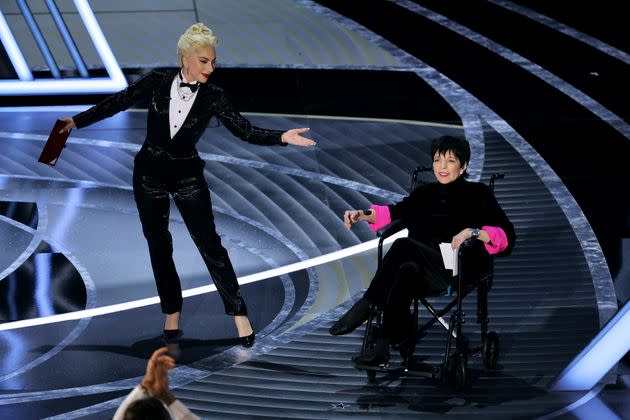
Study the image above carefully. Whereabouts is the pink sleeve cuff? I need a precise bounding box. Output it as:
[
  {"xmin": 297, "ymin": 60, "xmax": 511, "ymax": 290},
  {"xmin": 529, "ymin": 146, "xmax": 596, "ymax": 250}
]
[
  {"xmin": 369, "ymin": 204, "xmax": 392, "ymax": 232},
  {"xmin": 483, "ymin": 225, "xmax": 508, "ymax": 254}
]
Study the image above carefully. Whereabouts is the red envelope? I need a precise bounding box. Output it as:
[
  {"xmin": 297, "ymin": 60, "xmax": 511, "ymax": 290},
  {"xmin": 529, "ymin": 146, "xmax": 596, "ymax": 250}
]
[{"xmin": 38, "ymin": 120, "xmax": 71, "ymax": 166}]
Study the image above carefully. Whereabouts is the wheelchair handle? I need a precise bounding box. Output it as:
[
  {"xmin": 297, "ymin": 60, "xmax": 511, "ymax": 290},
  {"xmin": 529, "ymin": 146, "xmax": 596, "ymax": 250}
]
[
  {"xmin": 412, "ymin": 165, "xmax": 432, "ymax": 176},
  {"xmin": 488, "ymin": 172, "xmax": 505, "ymax": 193}
]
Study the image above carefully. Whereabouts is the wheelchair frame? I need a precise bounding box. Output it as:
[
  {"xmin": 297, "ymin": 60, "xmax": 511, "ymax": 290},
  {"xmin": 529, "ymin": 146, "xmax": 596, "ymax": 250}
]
[{"xmin": 352, "ymin": 171, "xmax": 504, "ymax": 390}]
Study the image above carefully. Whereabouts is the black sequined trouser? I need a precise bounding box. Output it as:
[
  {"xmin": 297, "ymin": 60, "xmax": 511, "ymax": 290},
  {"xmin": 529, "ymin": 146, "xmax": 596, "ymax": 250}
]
[{"xmin": 133, "ymin": 171, "xmax": 247, "ymax": 316}]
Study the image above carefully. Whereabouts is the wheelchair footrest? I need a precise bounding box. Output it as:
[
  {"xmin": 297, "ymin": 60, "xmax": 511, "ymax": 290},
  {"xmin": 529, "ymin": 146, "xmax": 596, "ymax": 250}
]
[
  {"xmin": 404, "ymin": 364, "xmax": 441, "ymax": 380},
  {"xmin": 352, "ymin": 360, "xmax": 391, "ymax": 373}
]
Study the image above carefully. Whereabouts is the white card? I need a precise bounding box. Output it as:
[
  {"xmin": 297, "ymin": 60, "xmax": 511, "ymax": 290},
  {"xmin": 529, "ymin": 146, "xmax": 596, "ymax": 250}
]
[{"xmin": 439, "ymin": 243, "xmax": 459, "ymax": 276}]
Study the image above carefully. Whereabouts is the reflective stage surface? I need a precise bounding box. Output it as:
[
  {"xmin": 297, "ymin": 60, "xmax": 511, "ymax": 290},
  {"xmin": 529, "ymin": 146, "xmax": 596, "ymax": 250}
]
[
  {"xmin": 1, "ymin": 0, "xmax": 629, "ymax": 418},
  {"xmin": 0, "ymin": 106, "xmax": 622, "ymax": 418}
]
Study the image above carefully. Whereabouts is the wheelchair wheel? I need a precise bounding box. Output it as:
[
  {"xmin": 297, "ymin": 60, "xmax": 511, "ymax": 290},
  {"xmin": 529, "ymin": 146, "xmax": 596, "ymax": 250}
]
[
  {"xmin": 449, "ymin": 353, "xmax": 467, "ymax": 391},
  {"xmin": 483, "ymin": 331, "xmax": 499, "ymax": 369}
]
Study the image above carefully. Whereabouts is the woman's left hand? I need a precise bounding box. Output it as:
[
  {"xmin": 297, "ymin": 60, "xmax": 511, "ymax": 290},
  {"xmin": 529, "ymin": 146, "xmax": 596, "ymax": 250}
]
[
  {"xmin": 281, "ymin": 128, "xmax": 316, "ymax": 147},
  {"xmin": 451, "ymin": 228, "xmax": 473, "ymax": 250}
]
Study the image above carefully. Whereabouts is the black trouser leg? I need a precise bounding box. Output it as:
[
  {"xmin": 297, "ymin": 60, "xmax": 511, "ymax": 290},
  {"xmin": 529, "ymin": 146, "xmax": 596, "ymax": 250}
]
[
  {"xmin": 172, "ymin": 176, "xmax": 247, "ymax": 316},
  {"xmin": 365, "ymin": 238, "xmax": 449, "ymax": 303},
  {"xmin": 382, "ymin": 262, "xmax": 417, "ymax": 343},
  {"xmin": 133, "ymin": 174, "xmax": 183, "ymax": 314},
  {"xmin": 364, "ymin": 237, "xmax": 450, "ymax": 341}
]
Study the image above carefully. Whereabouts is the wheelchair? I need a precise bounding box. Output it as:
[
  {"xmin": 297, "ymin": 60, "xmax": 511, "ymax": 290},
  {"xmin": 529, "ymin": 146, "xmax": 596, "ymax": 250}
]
[{"xmin": 352, "ymin": 168, "xmax": 505, "ymax": 390}]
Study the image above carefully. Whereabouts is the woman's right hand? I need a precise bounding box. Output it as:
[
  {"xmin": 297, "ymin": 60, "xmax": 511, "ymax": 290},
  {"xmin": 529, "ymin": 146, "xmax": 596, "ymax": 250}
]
[
  {"xmin": 343, "ymin": 209, "xmax": 371, "ymax": 230},
  {"xmin": 59, "ymin": 117, "xmax": 76, "ymax": 134}
]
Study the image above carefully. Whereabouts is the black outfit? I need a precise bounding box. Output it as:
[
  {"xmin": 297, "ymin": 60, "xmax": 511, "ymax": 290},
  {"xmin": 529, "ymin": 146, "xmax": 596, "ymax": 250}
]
[
  {"xmin": 73, "ymin": 70, "xmax": 286, "ymax": 315},
  {"xmin": 364, "ymin": 177, "xmax": 516, "ymax": 342}
]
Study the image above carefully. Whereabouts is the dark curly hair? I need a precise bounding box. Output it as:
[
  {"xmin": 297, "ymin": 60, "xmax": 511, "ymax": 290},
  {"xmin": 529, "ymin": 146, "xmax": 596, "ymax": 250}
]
[{"xmin": 431, "ymin": 135, "xmax": 470, "ymax": 175}]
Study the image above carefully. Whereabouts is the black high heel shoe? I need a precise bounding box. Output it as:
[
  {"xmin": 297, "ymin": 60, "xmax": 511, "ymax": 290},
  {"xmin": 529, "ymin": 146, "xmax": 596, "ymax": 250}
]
[{"xmin": 240, "ymin": 331, "xmax": 255, "ymax": 348}]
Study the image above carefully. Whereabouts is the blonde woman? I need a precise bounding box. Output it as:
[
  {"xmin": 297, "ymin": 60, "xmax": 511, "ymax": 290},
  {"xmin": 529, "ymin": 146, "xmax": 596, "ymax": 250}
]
[{"xmin": 60, "ymin": 23, "xmax": 315, "ymax": 348}]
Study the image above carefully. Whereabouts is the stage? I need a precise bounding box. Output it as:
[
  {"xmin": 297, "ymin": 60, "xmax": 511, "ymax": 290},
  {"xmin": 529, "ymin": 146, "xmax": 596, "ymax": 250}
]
[{"xmin": 1, "ymin": 1, "xmax": 629, "ymax": 418}]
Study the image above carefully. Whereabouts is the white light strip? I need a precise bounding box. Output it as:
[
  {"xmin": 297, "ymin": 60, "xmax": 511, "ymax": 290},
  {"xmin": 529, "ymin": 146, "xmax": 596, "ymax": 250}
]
[
  {"xmin": 0, "ymin": 10, "xmax": 32, "ymax": 80},
  {"xmin": 0, "ymin": 78, "xmax": 126, "ymax": 94},
  {"xmin": 537, "ymin": 384, "xmax": 605, "ymax": 420},
  {"xmin": 0, "ymin": 230, "xmax": 407, "ymax": 332},
  {"xmin": 0, "ymin": 105, "xmax": 91, "ymax": 112},
  {"xmin": 0, "ymin": 1, "xmax": 126, "ymax": 95},
  {"xmin": 552, "ymin": 299, "xmax": 630, "ymax": 390},
  {"xmin": 73, "ymin": 0, "xmax": 125, "ymax": 86}
]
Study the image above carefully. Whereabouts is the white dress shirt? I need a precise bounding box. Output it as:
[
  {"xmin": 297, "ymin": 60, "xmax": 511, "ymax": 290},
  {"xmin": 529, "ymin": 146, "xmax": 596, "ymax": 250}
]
[{"xmin": 169, "ymin": 76, "xmax": 199, "ymax": 139}]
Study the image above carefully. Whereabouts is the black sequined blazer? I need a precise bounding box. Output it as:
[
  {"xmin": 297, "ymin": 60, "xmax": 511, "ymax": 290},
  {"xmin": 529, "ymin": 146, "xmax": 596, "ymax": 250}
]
[{"xmin": 72, "ymin": 70, "xmax": 286, "ymax": 177}]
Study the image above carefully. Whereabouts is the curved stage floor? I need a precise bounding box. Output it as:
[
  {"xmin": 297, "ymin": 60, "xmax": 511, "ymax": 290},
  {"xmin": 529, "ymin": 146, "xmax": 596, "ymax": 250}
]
[{"xmin": 0, "ymin": 108, "xmax": 612, "ymax": 418}]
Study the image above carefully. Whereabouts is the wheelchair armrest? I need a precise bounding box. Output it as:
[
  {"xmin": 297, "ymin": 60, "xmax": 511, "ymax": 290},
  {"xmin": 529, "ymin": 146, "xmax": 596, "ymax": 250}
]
[
  {"xmin": 457, "ymin": 238, "xmax": 477, "ymax": 256},
  {"xmin": 455, "ymin": 238, "xmax": 478, "ymax": 273},
  {"xmin": 377, "ymin": 219, "xmax": 405, "ymax": 239},
  {"xmin": 455, "ymin": 238, "xmax": 494, "ymax": 291}
]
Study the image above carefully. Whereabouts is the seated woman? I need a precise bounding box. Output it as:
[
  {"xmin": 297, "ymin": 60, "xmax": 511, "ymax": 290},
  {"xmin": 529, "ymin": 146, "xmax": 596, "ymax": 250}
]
[{"xmin": 329, "ymin": 135, "xmax": 516, "ymax": 366}]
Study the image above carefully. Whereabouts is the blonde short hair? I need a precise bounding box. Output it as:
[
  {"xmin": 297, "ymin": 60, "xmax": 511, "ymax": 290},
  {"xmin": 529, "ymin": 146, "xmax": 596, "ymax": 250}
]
[{"xmin": 177, "ymin": 23, "xmax": 219, "ymax": 59}]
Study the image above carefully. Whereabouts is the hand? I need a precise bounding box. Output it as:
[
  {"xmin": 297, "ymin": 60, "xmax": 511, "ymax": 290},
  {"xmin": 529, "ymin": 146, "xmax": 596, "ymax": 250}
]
[
  {"xmin": 451, "ymin": 228, "xmax": 472, "ymax": 250},
  {"xmin": 59, "ymin": 117, "xmax": 76, "ymax": 134},
  {"xmin": 140, "ymin": 347, "xmax": 176, "ymax": 405},
  {"xmin": 343, "ymin": 209, "xmax": 373, "ymax": 230},
  {"xmin": 281, "ymin": 128, "xmax": 316, "ymax": 147}
]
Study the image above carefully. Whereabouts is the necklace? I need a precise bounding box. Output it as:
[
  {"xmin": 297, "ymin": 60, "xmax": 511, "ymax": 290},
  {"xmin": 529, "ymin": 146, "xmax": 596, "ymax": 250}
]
[
  {"xmin": 176, "ymin": 71, "xmax": 198, "ymax": 101},
  {"xmin": 176, "ymin": 82, "xmax": 196, "ymax": 101}
]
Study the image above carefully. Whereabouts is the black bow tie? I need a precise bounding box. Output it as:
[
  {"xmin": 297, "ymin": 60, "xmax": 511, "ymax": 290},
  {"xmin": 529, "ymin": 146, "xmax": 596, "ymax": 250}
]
[{"xmin": 179, "ymin": 81, "xmax": 199, "ymax": 92}]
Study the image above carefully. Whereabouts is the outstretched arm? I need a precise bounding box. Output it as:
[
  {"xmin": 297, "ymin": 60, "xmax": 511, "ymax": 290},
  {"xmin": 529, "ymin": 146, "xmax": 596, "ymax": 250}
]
[
  {"xmin": 215, "ymin": 88, "xmax": 315, "ymax": 147},
  {"xmin": 67, "ymin": 71, "xmax": 162, "ymax": 130}
]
